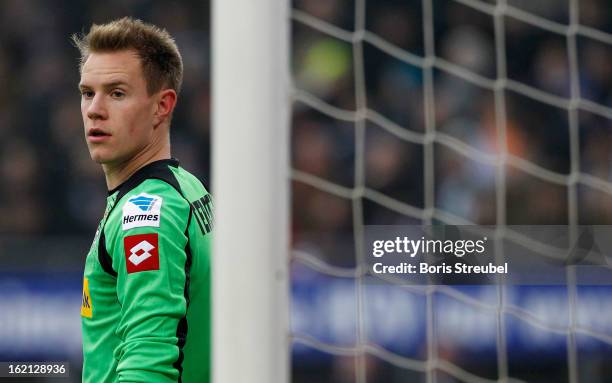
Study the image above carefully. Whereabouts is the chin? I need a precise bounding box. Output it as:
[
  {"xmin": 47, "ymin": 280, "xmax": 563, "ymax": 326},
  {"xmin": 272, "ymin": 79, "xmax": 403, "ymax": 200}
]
[{"xmin": 89, "ymin": 150, "xmax": 113, "ymax": 165}]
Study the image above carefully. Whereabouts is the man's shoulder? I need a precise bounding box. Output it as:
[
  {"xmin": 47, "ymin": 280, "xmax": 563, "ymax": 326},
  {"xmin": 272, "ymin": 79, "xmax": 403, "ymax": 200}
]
[
  {"xmin": 111, "ymin": 159, "xmax": 203, "ymax": 204},
  {"xmin": 105, "ymin": 160, "xmax": 209, "ymax": 232},
  {"xmin": 169, "ymin": 165, "xmax": 211, "ymax": 198}
]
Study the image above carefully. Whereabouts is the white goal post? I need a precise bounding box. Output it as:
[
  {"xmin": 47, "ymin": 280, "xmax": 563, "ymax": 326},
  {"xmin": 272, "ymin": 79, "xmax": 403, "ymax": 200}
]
[{"xmin": 212, "ymin": 1, "xmax": 290, "ymax": 383}]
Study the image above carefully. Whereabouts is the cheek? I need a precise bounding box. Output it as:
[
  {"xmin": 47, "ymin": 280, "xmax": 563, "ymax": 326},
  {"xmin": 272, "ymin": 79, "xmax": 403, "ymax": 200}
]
[
  {"xmin": 80, "ymin": 103, "xmax": 89, "ymax": 122},
  {"xmin": 125, "ymin": 106, "xmax": 152, "ymax": 139}
]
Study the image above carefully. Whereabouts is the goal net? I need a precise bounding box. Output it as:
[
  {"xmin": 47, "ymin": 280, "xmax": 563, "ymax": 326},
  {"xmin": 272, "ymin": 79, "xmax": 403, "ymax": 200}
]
[{"xmin": 289, "ymin": 0, "xmax": 612, "ymax": 382}]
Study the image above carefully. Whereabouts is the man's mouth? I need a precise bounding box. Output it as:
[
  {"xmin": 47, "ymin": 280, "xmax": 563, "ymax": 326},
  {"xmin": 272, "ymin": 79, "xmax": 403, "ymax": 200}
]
[
  {"xmin": 88, "ymin": 128, "xmax": 110, "ymax": 137},
  {"xmin": 88, "ymin": 128, "xmax": 111, "ymax": 141}
]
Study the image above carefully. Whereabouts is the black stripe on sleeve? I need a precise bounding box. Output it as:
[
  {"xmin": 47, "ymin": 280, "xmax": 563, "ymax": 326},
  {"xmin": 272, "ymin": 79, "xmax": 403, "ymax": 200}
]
[
  {"xmin": 172, "ymin": 208, "xmax": 193, "ymax": 382},
  {"xmin": 98, "ymin": 230, "xmax": 118, "ymax": 278}
]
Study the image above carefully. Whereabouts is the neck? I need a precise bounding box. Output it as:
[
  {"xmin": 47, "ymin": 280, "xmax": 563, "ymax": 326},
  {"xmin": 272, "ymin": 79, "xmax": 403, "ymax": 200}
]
[{"xmin": 103, "ymin": 139, "xmax": 171, "ymax": 192}]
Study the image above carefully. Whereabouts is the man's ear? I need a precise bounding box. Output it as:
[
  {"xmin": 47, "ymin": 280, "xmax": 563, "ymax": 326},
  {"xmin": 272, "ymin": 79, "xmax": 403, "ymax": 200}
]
[{"xmin": 153, "ymin": 89, "xmax": 177, "ymax": 128}]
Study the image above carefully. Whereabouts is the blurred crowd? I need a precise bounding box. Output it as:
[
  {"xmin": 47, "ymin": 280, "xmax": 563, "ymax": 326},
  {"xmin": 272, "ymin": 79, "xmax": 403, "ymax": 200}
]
[
  {"xmin": 1, "ymin": 0, "xmax": 608, "ymax": 237},
  {"xmin": 0, "ymin": 0, "xmax": 211, "ymax": 235},
  {"xmin": 291, "ymin": 0, "xmax": 612, "ymax": 268}
]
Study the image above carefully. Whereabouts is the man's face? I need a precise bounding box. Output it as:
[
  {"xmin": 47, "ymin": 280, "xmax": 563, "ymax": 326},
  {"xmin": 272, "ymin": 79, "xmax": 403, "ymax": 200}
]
[{"xmin": 79, "ymin": 50, "xmax": 157, "ymax": 166}]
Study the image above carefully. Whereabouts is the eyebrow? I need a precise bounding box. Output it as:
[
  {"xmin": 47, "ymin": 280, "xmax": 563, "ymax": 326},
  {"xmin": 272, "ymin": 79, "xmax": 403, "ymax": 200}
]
[{"xmin": 78, "ymin": 81, "xmax": 130, "ymax": 90}]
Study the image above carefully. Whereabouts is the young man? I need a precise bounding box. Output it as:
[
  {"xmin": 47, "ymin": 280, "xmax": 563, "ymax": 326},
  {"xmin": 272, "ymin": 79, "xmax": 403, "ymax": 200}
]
[{"xmin": 74, "ymin": 17, "xmax": 212, "ymax": 383}]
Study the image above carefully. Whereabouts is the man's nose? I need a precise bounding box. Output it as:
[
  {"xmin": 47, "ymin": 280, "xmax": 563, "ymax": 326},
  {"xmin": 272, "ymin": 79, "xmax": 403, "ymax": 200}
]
[{"xmin": 87, "ymin": 95, "xmax": 108, "ymax": 120}]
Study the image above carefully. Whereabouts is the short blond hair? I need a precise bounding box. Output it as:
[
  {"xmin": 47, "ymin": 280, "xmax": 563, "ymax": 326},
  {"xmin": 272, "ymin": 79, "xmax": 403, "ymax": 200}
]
[{"xmin": 72, "ymin": 17, "xmax": 183, "ymax": 95}]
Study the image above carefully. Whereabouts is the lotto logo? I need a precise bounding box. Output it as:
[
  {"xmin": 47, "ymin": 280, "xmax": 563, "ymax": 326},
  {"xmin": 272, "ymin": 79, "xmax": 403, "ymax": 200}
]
[{"xmin": 123, "ymin": 234, "xmax": 160, "ymax": 273}]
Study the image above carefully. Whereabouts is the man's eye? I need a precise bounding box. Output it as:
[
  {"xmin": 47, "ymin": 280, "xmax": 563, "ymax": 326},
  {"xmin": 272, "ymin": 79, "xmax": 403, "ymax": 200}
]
[
  {"xmin": 81, "ymin": 91, "xmax": 94, "ymax": 98},
  {"xmin": 111, "ymin": 90, "xmax": 125, "ymax": 98}
]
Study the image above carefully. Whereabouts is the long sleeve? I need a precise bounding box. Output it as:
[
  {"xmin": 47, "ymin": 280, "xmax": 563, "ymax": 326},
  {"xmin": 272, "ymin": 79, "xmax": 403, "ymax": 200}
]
[{"xmin": 107, "ymin": 180, "xmax": 191, "ymax": 383}]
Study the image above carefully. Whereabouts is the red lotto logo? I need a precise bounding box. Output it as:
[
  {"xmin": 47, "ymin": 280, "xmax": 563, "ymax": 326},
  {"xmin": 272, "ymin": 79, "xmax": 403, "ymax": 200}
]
[{"xmin": 124, "ymin": 233, "xmax": 160, "ymax": 273}]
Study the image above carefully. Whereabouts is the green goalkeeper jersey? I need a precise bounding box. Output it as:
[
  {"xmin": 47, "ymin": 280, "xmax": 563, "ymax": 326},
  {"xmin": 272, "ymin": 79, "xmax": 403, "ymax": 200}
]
[{"xmin": 81, "ymin": 159, "xmax": 212, "ymax": 383}]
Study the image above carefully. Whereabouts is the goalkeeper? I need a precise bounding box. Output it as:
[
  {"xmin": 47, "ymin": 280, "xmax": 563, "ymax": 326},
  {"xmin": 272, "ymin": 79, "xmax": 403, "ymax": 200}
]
[{"xmin": 74, "ymin": 17, "xmax": 212, "ymax": 383}]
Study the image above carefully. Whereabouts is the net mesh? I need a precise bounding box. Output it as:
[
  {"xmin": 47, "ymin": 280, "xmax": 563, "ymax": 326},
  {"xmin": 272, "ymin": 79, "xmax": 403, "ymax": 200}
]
[{"xmin": 289, "ymin": 0, "xmax": 612, "ymax": 382}]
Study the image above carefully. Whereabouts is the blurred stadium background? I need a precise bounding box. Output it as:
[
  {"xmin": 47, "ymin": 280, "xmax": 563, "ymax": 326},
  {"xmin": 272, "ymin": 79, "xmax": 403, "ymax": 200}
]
[
  {"xmin": 0, "ymin": 1, "xmax": 210, "ymax": 381},
  {"xmin": 1, "ymin": 0, "xmax": 611, "ymax": 382}
]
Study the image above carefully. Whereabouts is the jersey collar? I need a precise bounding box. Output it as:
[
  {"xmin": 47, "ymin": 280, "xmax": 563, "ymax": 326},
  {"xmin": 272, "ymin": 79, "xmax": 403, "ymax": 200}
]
[{"xmin": 107, "ymin": 158, "xmax": 180, "ymax": 196}]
